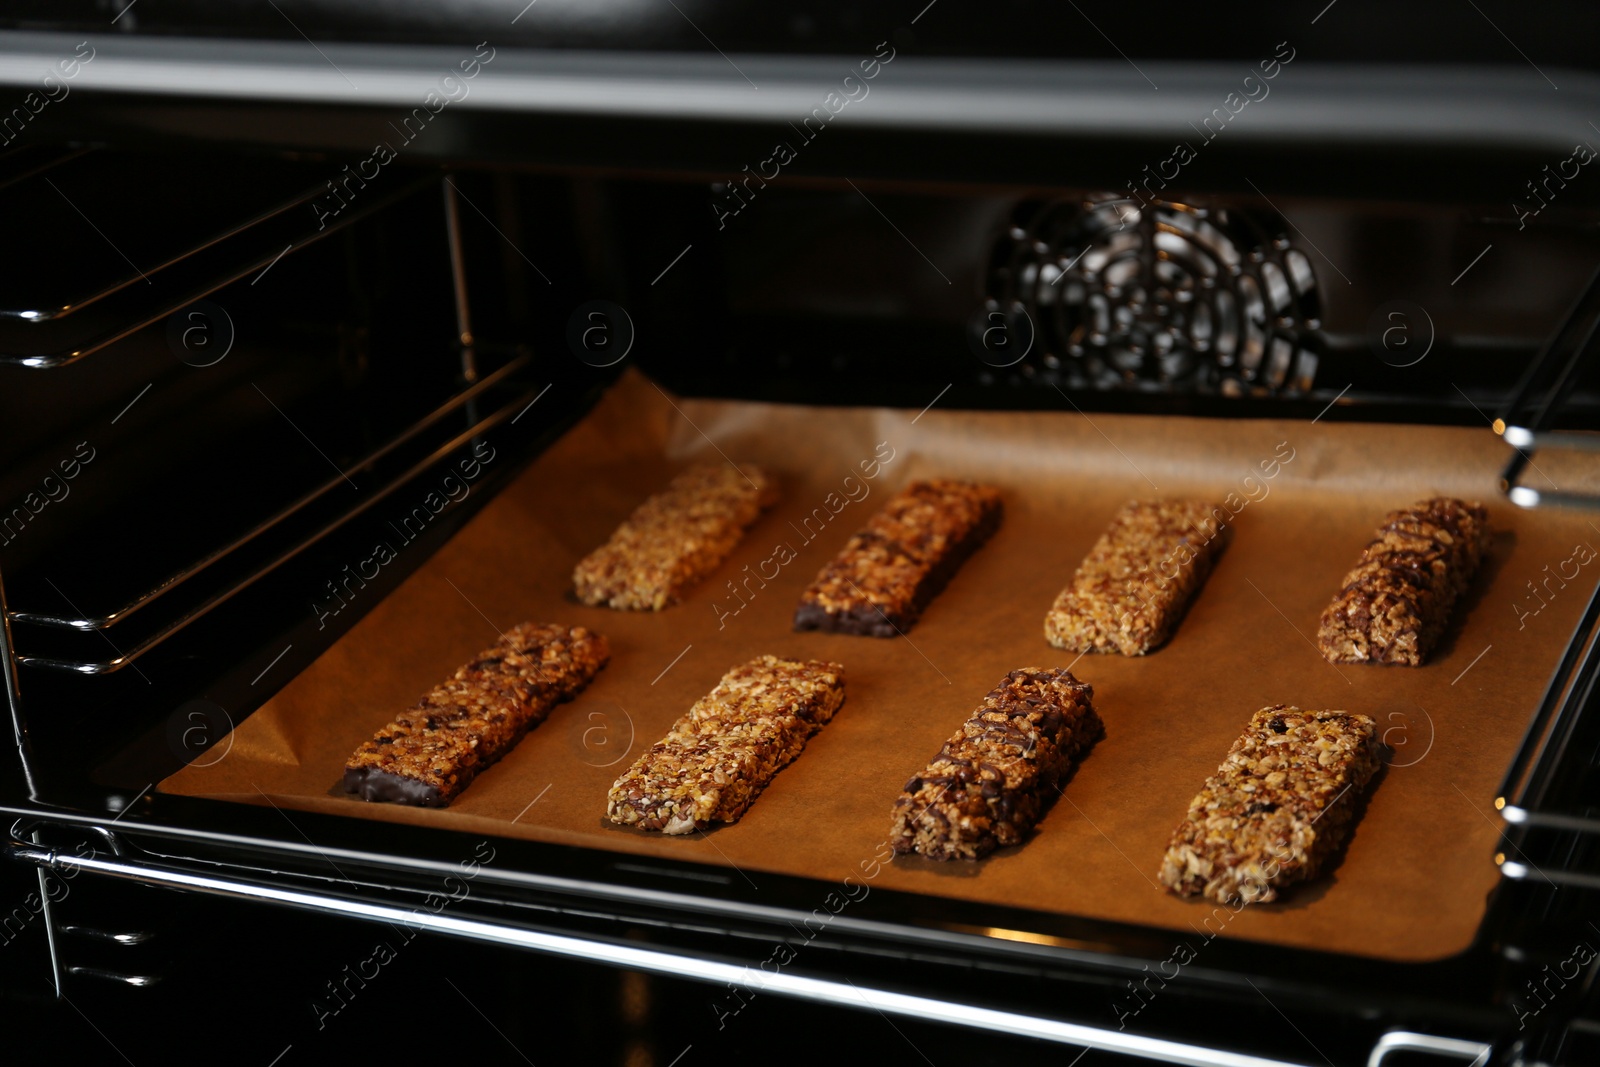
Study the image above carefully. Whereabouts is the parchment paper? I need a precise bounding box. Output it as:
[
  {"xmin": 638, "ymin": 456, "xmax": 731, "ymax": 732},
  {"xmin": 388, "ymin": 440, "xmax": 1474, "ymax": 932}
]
[{"xmin": 161, "ymin": 369, "xmax": 1600, "ymax": 962}]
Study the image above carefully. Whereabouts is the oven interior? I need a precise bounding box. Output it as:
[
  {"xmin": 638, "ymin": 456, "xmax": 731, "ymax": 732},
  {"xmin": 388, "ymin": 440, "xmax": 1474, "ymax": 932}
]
[
  {"xmin": 5, "ymin": 142, "xmax": 1599, "ymax": 804},
  {"xmin": 2, "ymin": 133, "xmax": 1600, "ymax": 1066}
]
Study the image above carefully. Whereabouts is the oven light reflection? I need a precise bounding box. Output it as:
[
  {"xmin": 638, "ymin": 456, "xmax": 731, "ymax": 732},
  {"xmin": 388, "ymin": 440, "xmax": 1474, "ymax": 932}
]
[{"xmin": 976, "ymin": 926, "xmax": 1111, "ymax": 952}]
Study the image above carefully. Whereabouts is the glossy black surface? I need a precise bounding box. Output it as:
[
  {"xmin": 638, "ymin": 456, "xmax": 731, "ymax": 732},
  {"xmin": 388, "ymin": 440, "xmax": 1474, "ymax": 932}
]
[{"xmin": 1, "ymin": 0, "xmax": 1598, "ymax": 69}]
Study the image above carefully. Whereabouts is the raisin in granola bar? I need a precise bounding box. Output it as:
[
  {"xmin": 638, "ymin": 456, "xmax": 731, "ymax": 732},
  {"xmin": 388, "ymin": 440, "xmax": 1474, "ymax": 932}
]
[
  {"xmin": 793, "ymin": 479, "xmax": 1002, "ymax": 636},
  {"xmin": 1044, "ymin": 499, "xmax": 1229, "ymax": 656},
  {"xmin": 606, "ymin": 655, "xmax": 845, "ymax": 834},
  {"xmin": 573, "ymin": 462, "xmax": 779, "ymax": 611},
  {"xmin": 890, "ymin": 668, "xmax": 1102, "ymax": 861},
  {"xmin": 1158, "ymin": 705, "xmax": 1383, "ymax": 904},
  {"xmin": 343, "ymin": 623, "xmax": 609, "ymax": 807},
  {"xmin": 1317, "ymin": 497, "xmax": 1490, "ymax": 666}
]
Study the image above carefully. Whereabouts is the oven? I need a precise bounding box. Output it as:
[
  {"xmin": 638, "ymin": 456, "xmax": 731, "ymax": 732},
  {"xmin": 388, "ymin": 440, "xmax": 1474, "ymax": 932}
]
[{"xmin": 1, "ymin": 5, "xmax": 1599, "ymax": 1065}]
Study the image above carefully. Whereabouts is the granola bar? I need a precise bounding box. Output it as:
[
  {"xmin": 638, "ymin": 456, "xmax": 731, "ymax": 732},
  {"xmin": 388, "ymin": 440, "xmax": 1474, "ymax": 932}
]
[
  {"xmin": 890, "ymin": 668, "xmax": 1102, "ymax": 861},
  {"xmin": 1044, "ymin": 500, "xmax": 1230, "ymax": 656},
  {"xmin": 343, "ymin": 623, "xmax": 610, "ymax": 807},
  {"xmin": 606, "ymin": 655, "xmax": 845, "ymax": 834},
  {"xmin": 793, "ymin": 480, "xmax": 1002, "ymax": 636},
  {"xmin": 1158, "ymin": 706, "xmax": 1383, "ymax": 904},
  {"xmin": 573, "ymin": 462, "xmax": 779, "ymax": 611},
  {"xmin": 1317, "ymin": 497, "xmax": 1490, "ymax": 666}
]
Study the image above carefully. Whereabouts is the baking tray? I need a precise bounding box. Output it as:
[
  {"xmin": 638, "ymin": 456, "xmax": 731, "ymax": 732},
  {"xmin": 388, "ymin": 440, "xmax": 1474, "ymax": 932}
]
[{"xmin": 161, "ymin": 369, "xmax": 1600, "ymax": 963}]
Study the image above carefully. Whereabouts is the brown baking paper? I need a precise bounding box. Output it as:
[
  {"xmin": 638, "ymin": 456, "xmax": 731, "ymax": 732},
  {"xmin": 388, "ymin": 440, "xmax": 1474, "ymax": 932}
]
[{"xmin": 161, "ymin": 369, "xmax": 1600, "ymax": 962}]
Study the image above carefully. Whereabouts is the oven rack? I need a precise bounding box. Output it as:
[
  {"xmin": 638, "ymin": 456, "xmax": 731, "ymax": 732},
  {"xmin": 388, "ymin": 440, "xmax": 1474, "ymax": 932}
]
[
  {"xmin": 0, "ymin": 161, "xmax": 533, "ymax": 675},
  {"xmin": 1497, "ymin": 264, "xmax": 1600, "ymax": 511},
  {"xmin": 1493, "ymin": 257, "xmax": 1600, "ymax": 887},
  {"xmin": 0, "ymin": 166, "xmax": 557, "ymax": 809},
  {"xmin": 1487, "ymin": 256, "xmax": 1600, "ymax": 1061},
  {"xmin": 0, "ymin": 146, "xmax": 325, "ymax": 326},
  {"xmin": 1, "ymin": 832, "xmax": 1316, "ymax": 1067},
  {"xmin": 10, "ymin": 352, "xmax": 526, "ymax": 633},
  {"xmin": 1495, "ymin": 578, "xmax": 1600, "ymax": 881},
  {"xmin": 7, "ymin": 354, "xmax": 541, "ymax": 675},
  {"xmin": 0, "ymin": 305, "xmax": 1533, "ymax": 1065},
  {"xmin": 0, "ymin": 155, "xmax": 433, "ymax": 368},
  {"xmin": 0, "ymin": 813, "xmax": 1497, "ymax": 1067},
  {"xmin": 0, "ymin": 340, "xmax": 1527, "ymax": 1067}
]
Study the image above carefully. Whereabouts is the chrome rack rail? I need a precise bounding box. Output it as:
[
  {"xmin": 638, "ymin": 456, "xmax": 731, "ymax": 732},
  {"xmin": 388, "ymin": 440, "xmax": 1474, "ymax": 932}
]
[
  {"xmin": 13, "ymin": 375, "xmax": 542, "ymax": 675},
  {"xmin": 1491, "ymin": 262, "xmax": 1600, "ymax": 886},
  {"xmin": 1496, "ymin": 263, "xmax": 1600, "ymax": 510},
  {"xmin": 9, "ymin": 354, "xmax": 529, "ymax": 635},
  {"xmin": 0, "ymin": 165, "xmax": 509, "ymax": 674},
  {"xmin": 0, "ymin": 158, "xmax": 328, "ymax": 326},
  {"xmin": 0, "ymin": 167, "xmax": 494, "ymax": 710},
  {"xmin": 0, "ymin": 168, "xmax": 435, "ymax": 368},
  {"xmin": 0, "ymin": 824, "xmax": 1490, "ymax": 1067},
  {"xmin": 0, "ymin": 172, "xmax": 565, "ymax": 1004},
  {"xmin": 1496, "ymin": 577, "xmax": 1600, "ymax": 889}
]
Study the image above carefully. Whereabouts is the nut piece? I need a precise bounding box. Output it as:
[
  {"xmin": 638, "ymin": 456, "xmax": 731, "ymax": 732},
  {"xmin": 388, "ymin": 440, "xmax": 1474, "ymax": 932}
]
[
  {"xmin": 573, "ymin": 463, "xmax": 779, "ymax": 611},
  {"xmin": 1316, "ymin": 497, "xmax": 1490, "ymax": 666},
  {"xmin": 793, "ymin": 479, "xmax": 1003, "ymax": 637},
  {"xmin": 1044, "ymin": 500, "xmax": 1230, "ymax": 656},
  {"xmin": 1157, "ymin": 705, "xmax": 1383, "ymax": 904},
  {"xmin": 890, "ymin": 668, "xmax": 1102, "ymax": 861},
  {"xmin": 606, "ymin": 655, "xmax": 846, "ymax": 834},
  {"xmin": 344, "ymin": 623, "xmax": 610, "ymax": 807}
]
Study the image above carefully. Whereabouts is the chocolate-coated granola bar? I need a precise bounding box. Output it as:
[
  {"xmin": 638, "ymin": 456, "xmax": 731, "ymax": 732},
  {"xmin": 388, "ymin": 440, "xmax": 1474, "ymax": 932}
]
[
  {"xmin": 1044, "ymin": 499, "xmax": 1229, "ymax": 656},
  {"xmin": 344, "ymin": 623, "xmax": 610, "ymax": 807},
  {"xmin": 606, "ymin": 655, "xmax": 845, "ymax": 834},
  {"xmin": 890, "ymin": 668, "xmax": 1102, "ymax": 861},
  {"xmin": 793, "ymin": 479, "xmax": 1002, "ymax": 636},
  {"xmin": 573, "ymin": 462, "xmax": 778, "ymax": 611},
  {"xmin": 1317, "ymin": 497, "xmax": 1490, "ymax": 666},
  {"xmin": 1158, "ymin": 705, "xmax": 1383, "ymax": 904}
]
